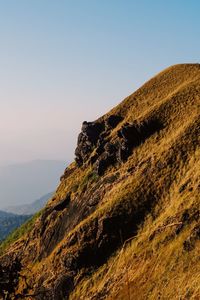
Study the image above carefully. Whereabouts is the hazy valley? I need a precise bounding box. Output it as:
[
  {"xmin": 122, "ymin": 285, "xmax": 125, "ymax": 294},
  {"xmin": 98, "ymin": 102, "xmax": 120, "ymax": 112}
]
[{"xmin": 0, "ymin": 160, "xmax": 65, "ymax": 209}]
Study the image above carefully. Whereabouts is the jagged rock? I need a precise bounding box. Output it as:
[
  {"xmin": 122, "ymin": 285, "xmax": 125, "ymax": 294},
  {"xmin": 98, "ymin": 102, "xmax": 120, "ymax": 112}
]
[
  {"xmin": 89, "ymin": 137, "xmax": 107, "ymax": 165},
  {"xmin": 94, "ymin": 142, "xmax": 117, "ymax": 175},
  {"xmin": 104, "ymin": 142, "xmax": 117, "ymax": 155},
  {"xmin": 105, "ymin": 114, "xmax": 123, "ymax": 129},
  {"xmin": 2, "ymin": 64, "xmax": 199, "ymax": 300},
  {"xmin": 77, "ymin": 117, "xmax": 163, "ymax": 175},
  {"xmin": 116, "ymin": 140, "xmax": 132, "ymax": 162},
  {"xmin": 0, "ymin": 258, "xmax": 22, "ymax": 299},
  {"xmin": 118, "ymin": 119, "xmax": 163, "ymax": 145},
  {"xmin": 75, "ymin": 121, "xmax": 105, "ymax": 166},
  {"xmin": 90, "ymin": 153, "xmax": 99, "ymax": 165},
  {"xmin": 81, "ymin": 121, "xmax": 105, "ymax": 143},
  {"xmin": 53, "ymin": 194, "xmax": 71, "ymax": 211},
  {"xmin": 117, "ymin": 119, "xmax": 163, "ymax": 162},
  {"xmin": 92, "ymin": 119, "xmax": 163, "ymax": 174},
  {"xmin": 122, "ymin": 122, "xmax": 139, "ymax": 139},
  {"xmin": 95, "ymin": 153, "xmax": 116, "ymax": 176},
  {"xmin": 96, "ymin": 136, "xmax": 107, "ymax": 154}
]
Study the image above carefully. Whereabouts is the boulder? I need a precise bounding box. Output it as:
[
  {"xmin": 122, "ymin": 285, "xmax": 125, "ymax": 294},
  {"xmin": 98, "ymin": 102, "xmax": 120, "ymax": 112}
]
[
  {"xmin": 81, "ymin": 121, "xmax": 105, "ymax": 144},
  {"xmin": 117, "ymin": 140, "xmax": 132, "ymax": 163},
  {"xmin": 53, "ymin": 194, "xmax": 71, "ymax": 211},
  {"xmin": 75, "ymin": 117, "xmax": 163, "ymax": 172},
  {"xmin": 75, "ymin": 121, "xmax": 105, "ymax": 166},
  {"xmin": 106, "ymin": 114, "xmax": 123, "ymax": 129},
  {"xmin": 95, "ymin": 143, "xmax": 117, "ymax": 175}
]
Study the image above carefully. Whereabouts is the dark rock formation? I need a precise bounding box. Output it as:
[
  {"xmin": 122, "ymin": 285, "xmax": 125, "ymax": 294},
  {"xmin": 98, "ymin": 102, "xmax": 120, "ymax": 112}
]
[
  {"xmin": 75, "ymin": 115, "xmax": 123, "ymax": 167},
  {"xmin": 96, "ymin": 118, "xmax": 163, "ymax": 173},
  {"xmin": 0, "ymin": 258, "xmax": 22, "ymax": 299},
  {"xmin": 116, "ymin": 139, "xmax": 132, "ymax": 162},
  {"xmin": 75, "ymin": 116, "xmax": 163, "ymax": 176},
  {"xmin": 106, "ymin": 114, "xmax": 123, "ymax": 129},
  {"xmin": 60, "ymin": 188, "xmax": 158, "ymax": 293},
  {"xmin": 95, "ymin": 143, "xmax": 117, "ymax": 175},
  {"xmin": 1, "ymin": 64, "xmax": 200, "ymax": 300},
  {"xmin": 117, "ymin": 119, "xmax": 163, "ymax": 162},
  {"xmin": 75, "ymin": 121, "xmax": 105, "ymax": 166},
  {"xmin": 54, "ymin": 275, "xmax": 74, "ymax": 300},
  {"xmin": 53, "ymin": 194, "xmax": 71, "ymax": 211},
  {"xmin": 95, "ymin": 153, "xmax": 115, "ymax": 176}
]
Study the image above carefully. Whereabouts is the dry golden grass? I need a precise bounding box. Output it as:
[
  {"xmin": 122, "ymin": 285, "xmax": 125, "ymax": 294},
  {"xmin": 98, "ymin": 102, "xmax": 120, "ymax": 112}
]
[
  {"xmin": 69, "ymin": 64, "xmax": 200, "ymax": 299},
  {"xmin": 70, "ymin": 147, "xmax": 200, "ymax": 299},
  {"xmin": 1, "ymin": 64, "xmax": 199, "ymax": 299}
]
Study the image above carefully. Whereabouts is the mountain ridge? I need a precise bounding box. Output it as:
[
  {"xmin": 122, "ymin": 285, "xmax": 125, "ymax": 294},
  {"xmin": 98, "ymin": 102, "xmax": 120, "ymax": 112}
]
[{"xmin": 0, "ymin": 63, "xmax": 199, "ymax": 299}]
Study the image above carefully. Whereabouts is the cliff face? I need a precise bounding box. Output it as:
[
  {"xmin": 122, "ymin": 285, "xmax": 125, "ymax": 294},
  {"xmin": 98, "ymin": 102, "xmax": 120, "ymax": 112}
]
[{"xmin": 0, "ymin": 64, "xmax": 200, "ymax": 300}]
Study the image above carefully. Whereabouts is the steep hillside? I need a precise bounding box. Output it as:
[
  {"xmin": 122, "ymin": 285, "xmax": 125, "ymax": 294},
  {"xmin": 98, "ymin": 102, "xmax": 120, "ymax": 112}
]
[{"xmin": 0, "ymin": 64, "xmax": 199, "ymax": 300}]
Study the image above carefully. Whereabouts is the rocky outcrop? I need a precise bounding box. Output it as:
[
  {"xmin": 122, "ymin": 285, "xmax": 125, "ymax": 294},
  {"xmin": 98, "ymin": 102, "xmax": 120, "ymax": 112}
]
[
  {"xmin": 116, "ymin": 119, "xmax": 163, "ymax": 162},
  {"xmin": 75, "ymin": 115, "xmax": 163, "ymax": 175},
  {"xmin": 2, "ymin": 64, "xmax": 199, "ymax": 300},
  {"xmin": 105, "ymin": 114, "xmax": 123, "ymax": 129},
  {"xmin": 75, "ymin": 121, "xmax": 105, "ymax": 166},
  {"xmin": 94, "ymin": 143, "xmax": 117, "ymax": 175},
  {"xmin": 0, "ymin": 257, "xmax": 22, "ymax": 299},
  {"xmin": 75, "ymin": 115, "xmax": 123, "ymax": 167}
]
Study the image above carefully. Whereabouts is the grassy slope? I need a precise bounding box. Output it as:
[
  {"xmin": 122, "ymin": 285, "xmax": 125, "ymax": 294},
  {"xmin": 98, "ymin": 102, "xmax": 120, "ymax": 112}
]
[
  {"xmin": 71, "ymin": 149, "xmax": 199, "ymax": 299},
  {"xmin": 69, "ymin": 64, "xmax": 200, "ymax": 299},
  {"xmin": 1, "ymin": 64, "xmax": 199, "ymax": 299}
]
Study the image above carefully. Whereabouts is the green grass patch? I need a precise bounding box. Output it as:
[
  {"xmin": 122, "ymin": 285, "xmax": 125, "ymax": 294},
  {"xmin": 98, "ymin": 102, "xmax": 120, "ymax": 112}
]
[{"xmin": 79, "ymin": 169, "xmax": 99, "ymax": 193}]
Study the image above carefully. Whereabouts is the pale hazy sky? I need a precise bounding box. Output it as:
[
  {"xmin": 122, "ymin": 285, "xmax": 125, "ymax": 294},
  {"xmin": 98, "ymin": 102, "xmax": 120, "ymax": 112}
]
[{"xmin": 0, "ymin": 1, "xmax": 199, "ymax": 165}]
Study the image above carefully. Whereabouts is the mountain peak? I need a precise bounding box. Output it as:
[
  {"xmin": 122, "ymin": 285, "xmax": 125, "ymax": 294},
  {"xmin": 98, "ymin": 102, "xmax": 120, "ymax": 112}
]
[{"xmin": 0, "ymin": 64, "xmax": 199, "ymax": 299}]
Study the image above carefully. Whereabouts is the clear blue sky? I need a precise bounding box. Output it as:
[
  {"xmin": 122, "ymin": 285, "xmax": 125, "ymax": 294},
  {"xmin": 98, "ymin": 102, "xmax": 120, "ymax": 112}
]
[{"xmin": 0, "ymin": 1, "xmax": 199, "ymax": 164}]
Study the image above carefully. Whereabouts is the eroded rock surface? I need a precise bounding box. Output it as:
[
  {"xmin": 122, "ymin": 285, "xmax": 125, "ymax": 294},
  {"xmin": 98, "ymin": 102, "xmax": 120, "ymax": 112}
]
[
  {"xmin": 75, "ymin": 121, "xmax": 105, "ymax": 166},
  {"xmin": 75, "ymin": 115, "xmax": 163, "ymax": 175}
]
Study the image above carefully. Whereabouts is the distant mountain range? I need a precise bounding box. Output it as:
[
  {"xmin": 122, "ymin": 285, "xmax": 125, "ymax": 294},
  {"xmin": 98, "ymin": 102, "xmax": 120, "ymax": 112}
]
[
  {"xmin": 0, "ymin": 192, "xmax": 53, "ymax": 240},
  {"xmin": 0, "ymin": 211, "xmax": 31, "ymax": 241},
  {"xmin": 3, "ymin": 192, "xmax": 53, "ymax": 215},
  {"xmin": 0, "ymin": 160, "xmax": 66, "ymax": 209}
]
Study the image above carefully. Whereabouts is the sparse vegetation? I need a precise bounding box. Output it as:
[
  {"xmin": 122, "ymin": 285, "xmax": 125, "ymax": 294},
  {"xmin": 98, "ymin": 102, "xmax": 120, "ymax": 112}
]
[
  {"xmin": 0, "ymin": 210, "xmax": 43, "ymax": 254},
  {"xmin": 0, "ymin": 64, "xmax": 199, "ymax": 299},
  {"xmin": 79, "ymin": 168, "xmax": 99, "ymax": 192}
]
